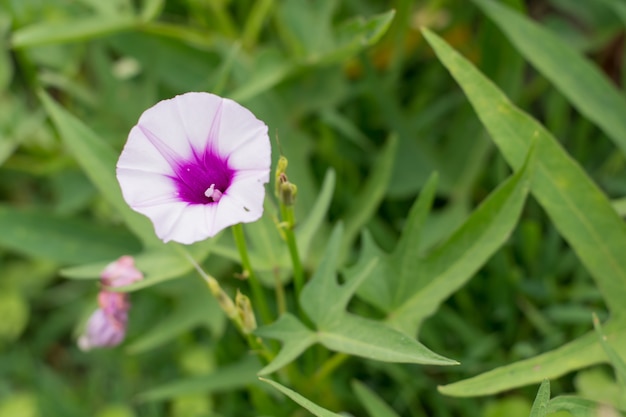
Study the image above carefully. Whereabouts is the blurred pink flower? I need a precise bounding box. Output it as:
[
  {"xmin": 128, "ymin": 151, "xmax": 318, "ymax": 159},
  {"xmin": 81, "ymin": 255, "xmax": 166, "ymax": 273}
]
[
  {"xmin": 116, "ymin": 92, "xmax": 271, "ymax": 244},
  {"xmin": 101, "ymin": 255, "xmax": 143, "ymax": 288},
  {"xmin": 78, "ymin": 256, "xmax": 143, "ymax": 351},
  {"xmin": 78, "ymin": 308, "xmax": 127, "ymax": 351}
]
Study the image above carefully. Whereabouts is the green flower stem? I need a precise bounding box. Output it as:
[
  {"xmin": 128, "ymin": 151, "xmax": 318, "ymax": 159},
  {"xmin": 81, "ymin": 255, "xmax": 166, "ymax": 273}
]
[
  {"xmin": 178, "ymin": 246, "xmax": 273, "ymax": 364},
  {"xmin": 280, "ymin": 203, "xmax": 304, "ymax": 300},
  {"xmin": 273, "ymin": 268, "xmax": 287, "ymax": 315},
  {"xmin": 232, "ymin": 223, "xmax": 273, "ymax": 324}
]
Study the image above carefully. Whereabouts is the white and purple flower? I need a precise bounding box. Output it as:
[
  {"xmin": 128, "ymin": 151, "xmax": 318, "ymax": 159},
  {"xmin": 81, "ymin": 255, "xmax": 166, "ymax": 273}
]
[{"xmin": 116, "ymin": 92, "xmax": 271, "ymax": 244}]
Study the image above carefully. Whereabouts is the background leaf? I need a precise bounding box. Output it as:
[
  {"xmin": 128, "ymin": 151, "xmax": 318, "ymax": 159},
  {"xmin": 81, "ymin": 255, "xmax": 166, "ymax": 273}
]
[
  {"xmin": 357, "ymin": 147, "xmax": 532, "ymax": 336},
  {"xmin": 260, "ymin": 378, "xmax": 343, "ymax": 417},
  {"xmin": 39, "ymin": 90, "xmax": 159, "ymax": 247},
  {"xmin": 0, "ymin": 205, "xmax": 140, "ymax": 264},
  {"xmin": 12, "ymin": 15, "xmax": 137, "ymax": 49},
  {"xmin": 423, "ymin": 25, "xmax": 626, "ymax": 397},
  {"xmin": 422, "ymin": 28, "xmax": 626, "ymax": 317},
  {"xmin": 259, "ymin": 224, "xmax": 456, "ymax": 374},
  {"xmin": 547, "ymin": 396, "xmax": 626, "ymax": 417},
  {"xmin": 351, "ymin": 380, "xmax": 400, "ymax": 417},
  {"xmin": 529, "ymin": 380, "xmax": 550, "ymax": 417},
  {"xmin": 139, "ymin": 356, "xmax": 260, "ymax": 402},
  {"xmin": 471, "ymin": 0, "xmax": 626, "ymax": 156}
]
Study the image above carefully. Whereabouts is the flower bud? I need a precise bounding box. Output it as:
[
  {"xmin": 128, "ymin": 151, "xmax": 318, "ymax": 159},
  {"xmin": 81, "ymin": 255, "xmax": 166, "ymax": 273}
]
[
  {"xmin": 78, "ymin": 308, "xmax": 128, "ymax": 351},
  {"xmin": 235, "ymin": 290, "xmax": 257, "ymax": 334},
  {"xmin": 101, "ymin": 255, "xmax": 143, "ymax": 288}
]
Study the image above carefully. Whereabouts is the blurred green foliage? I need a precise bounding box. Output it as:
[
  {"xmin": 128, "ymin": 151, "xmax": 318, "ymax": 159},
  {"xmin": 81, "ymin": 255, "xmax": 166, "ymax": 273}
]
[{"xmin": 1, "ymin": 0, "xmax": 626, "ymax": 415}]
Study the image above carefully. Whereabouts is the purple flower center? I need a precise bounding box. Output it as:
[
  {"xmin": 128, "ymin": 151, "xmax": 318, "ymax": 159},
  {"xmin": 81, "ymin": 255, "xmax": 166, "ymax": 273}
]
[{"xmin": 173, "ymin": 150, "xmax": 234, "ymax": 205}]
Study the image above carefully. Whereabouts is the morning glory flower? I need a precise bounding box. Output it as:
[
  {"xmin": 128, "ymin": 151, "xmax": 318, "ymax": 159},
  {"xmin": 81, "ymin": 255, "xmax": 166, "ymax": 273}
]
[
  {"xmin": 116, "ymin": 92, "xmax": 271, "ymax": 244},
  {"xmin": 78, "ymin": 256, "xmax": 143, "ymax": 351}
]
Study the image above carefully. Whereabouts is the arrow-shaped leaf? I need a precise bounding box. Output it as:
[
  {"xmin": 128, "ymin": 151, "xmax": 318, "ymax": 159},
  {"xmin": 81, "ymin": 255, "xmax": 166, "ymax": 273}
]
[
  {"xmin": 257, "ymin": 224, "xmax": 456, "ymax": 375},
  {"xmin": 357, "ymin": 149, "xmax": 532, "ymax": 336}
]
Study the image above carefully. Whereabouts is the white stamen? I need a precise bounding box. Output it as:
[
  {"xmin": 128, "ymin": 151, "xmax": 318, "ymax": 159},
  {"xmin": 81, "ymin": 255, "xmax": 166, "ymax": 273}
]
[{"xmin": 204, "ymin": 184, "xmax": 223, "ymax": 202}]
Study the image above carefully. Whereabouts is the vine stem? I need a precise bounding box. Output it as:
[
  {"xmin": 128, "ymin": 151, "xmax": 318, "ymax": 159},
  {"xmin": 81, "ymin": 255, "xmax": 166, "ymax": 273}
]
[
  {"xmin": 176, "ymin": 245, "xmax": 273, "ymax": 364},
  {"xmin": 280, "ymin": 204, "xmax": 304, "ymax": 301},
  {"xmin": 232, "ymin": 223, "xmax": 273, "ymax": 324}
]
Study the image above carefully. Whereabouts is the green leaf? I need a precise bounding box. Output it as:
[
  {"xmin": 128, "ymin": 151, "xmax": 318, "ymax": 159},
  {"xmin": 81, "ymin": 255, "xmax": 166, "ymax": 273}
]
[
  {"xmin": 12, "ymin": 15, "xmax": 137, "ymax": 49},
  {"xmin": 126, "ymin": 282, "xmax": 225, "ymax": 354},
  {"xmin": 259, "ymin": 378, "xmax": 343, "ymax": 417},
  {"xmin": 230, "ymin": 9, "xmax": 394, "ymax": 102},
  {"xmin": 0, "ymin": 98, "xmax": 46, "ymax": 167},
  {"xmin": 318, "ymin": 314, "xmax": 455, "ymax": 366},
  {"xmin": 529, "ymin": 380, "xmax": 550, "ymax": 417},
  {"xmin": 593, "ymin": 314, "xmax": 626, "ymax": 393},
  {"xmin": 547, "ymin": 396, "xmax": 625, "ymax": 417},
  {"xmin": 357, "ymin": 149, "xmax": 531, "ymax": 336},
  {"xmin": 439, "ymin": 320, "xmax": 626, "ymax": 396},
  {"xmin": 60, "ymin": 240, "xmax": 215, "ymax": 291},
  {"xmin": 140, "ymin": 0, "xmax": 164, "ymax": 22},
  {"xmin": 139, "ymin": 356, "xmax": 260, "ymax": 402},
  {"xmin": 296, "ymin": 169, "xmax": 336, "ymax": 258},
  {"xmin": 300, "ymin": 225, "xmax": 374, "ymax": 325},
  {"xmin": 599, "ymin": 0, "xmax": 626, "ymax": 25},
  {"xmin": 357, "ymin": 173, "xmax": 439, "ymax": 313},
  {"xmin": 343, "ymin": 135, "xmax": 397, "ymax": 252},
  {"xmin": 0, "ymin": 205, "xmax": 140, "ymax": 264},
  {"xmin": 422, "ymin": 28, "xmax": 626, "ymax": 316},
  {"xmin": 0, "ymin": 17, "xmax": 12, "ymax": 90},
  {"xmin": 351, "ymin": 380, "xmax": 400, "ymax": 417},
  {"xmin": 255, "ymin": 314, "xmax": 316, "ymax": 375},
  {"xmin": 258, "ymin": 225, "xmax": 455, "ymax": 374},
  {"xmin": 390, "ymin": 152, "xmax": 532, "ymax": 334},
  {"xmin": 472, "ymin": 0, "xmax": 626, "ymax": 156},
  {"xmin": 38, "ymin": 90, "xmax": 159, "ymax": 247},
  {"xmin": 0, "ymin": 290, "xmax": 29, "ymax": 344},
  {"xmin": 314, "ymin": 9, "xmax": 396, "ymax": 65},
  {"xmin": 241, "ymin": 0, "xmax": 274, "ymax": 49},
  {"xmin": 229, "ymin": 54, "xmax": 292, "ymax": 103}
]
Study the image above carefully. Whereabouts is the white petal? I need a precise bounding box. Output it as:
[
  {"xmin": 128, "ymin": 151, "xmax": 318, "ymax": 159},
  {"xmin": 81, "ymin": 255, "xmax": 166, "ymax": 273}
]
[
  {"xmin": 222, "ymin": 177, "xmax": 267, "ymax": 215},
  {"xmin": 131, "ymin": 202, "xmax": 187, "ymax": 242},
  {"xmin": 213, "ymin": 194, "xmax": 262, "ymax": 233},
  {"xmin": 137, "ymin": 202, "xmax": 220, "ymax": 244},
  {"xmin": 216, "ymin": 98, "xmax": 270, "ymax": 161},
  {"xmin": 117, "ymin": 126, "xmax": 176, "ymax": 175},
  {"xmin": 227, "ymin": 138, "xmax": 272, "ymax": 177},
  {"xmin": 170, "ymin": 92, "xmax": 225, "ymax": 154},
  {"xmin": 135, "ymin": 94, "xmax": 203, "ymax": 160},
  {"xmin": 166, "ymin": 204, "xmax": 219, "ymax": 243},
  {"xmin": 116, "ymin": 168, "xmax": 178, "ymax": 207}
]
